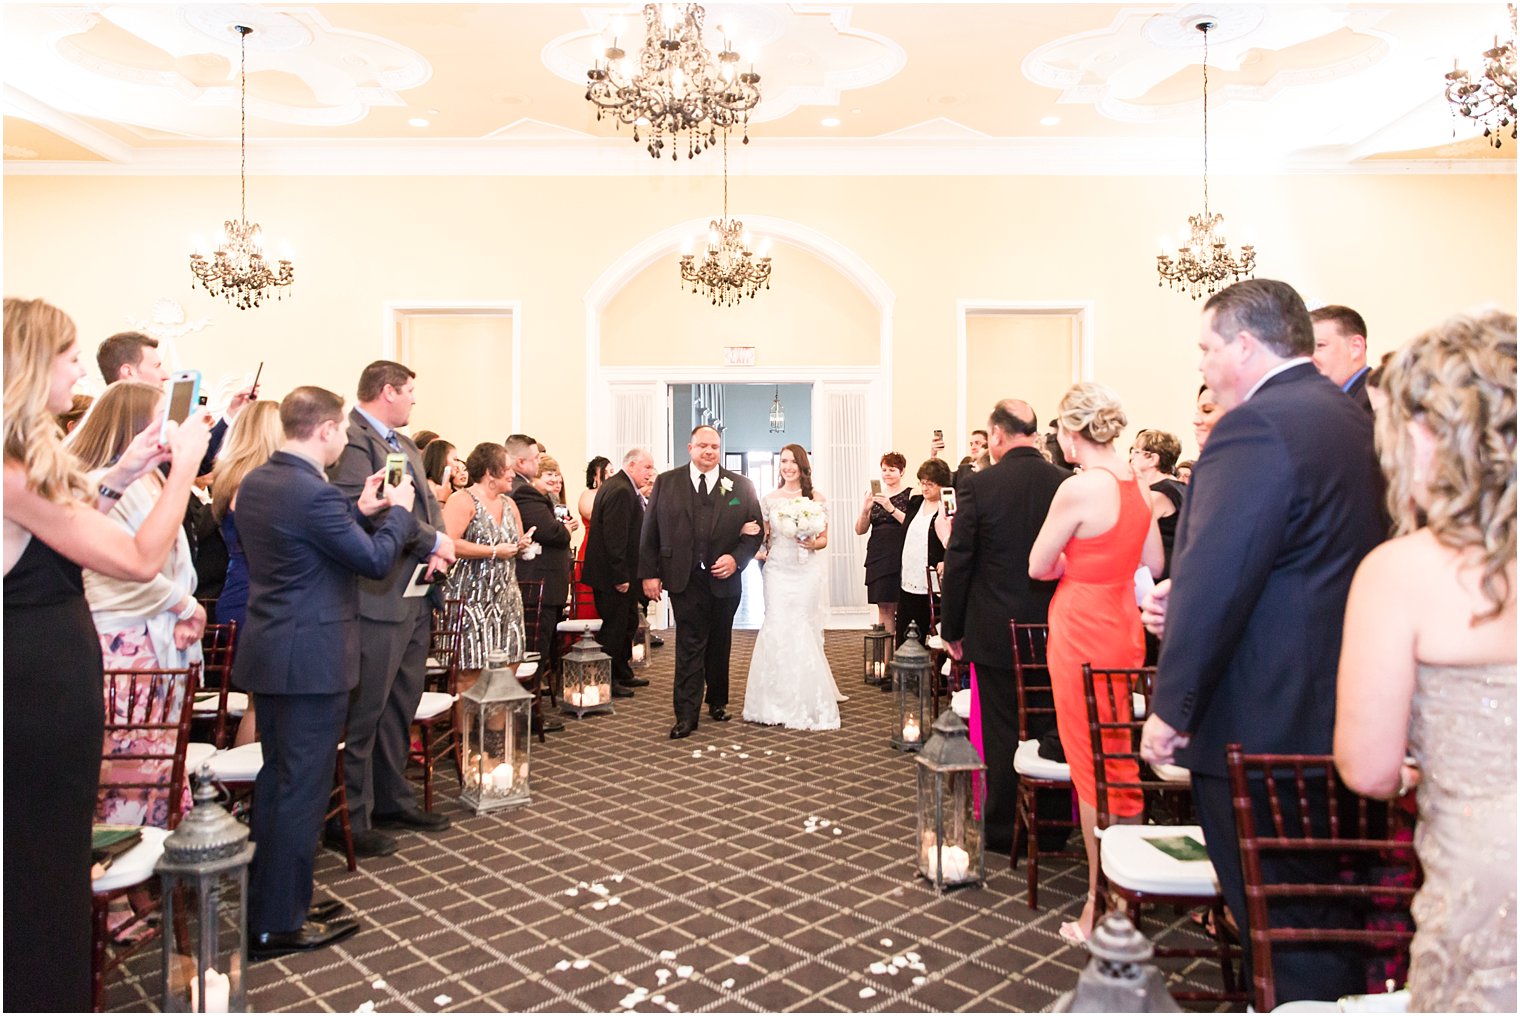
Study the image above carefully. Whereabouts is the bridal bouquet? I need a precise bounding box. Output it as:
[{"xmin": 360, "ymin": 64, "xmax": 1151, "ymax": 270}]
[{"xmin": 772, "ymin": 497, "xmax": 826, "ymax": 548}]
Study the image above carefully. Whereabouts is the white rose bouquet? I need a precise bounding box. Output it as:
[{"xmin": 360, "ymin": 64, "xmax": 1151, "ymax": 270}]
[{"xmin": 772, "ymin": 497, "xmax": 826, "ymax": 561}]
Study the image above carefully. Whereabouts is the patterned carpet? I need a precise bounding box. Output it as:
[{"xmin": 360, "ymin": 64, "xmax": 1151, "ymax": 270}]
[{"xmin": 105, "ymin": 630, "xmax": 1229, "ymax": 1013}]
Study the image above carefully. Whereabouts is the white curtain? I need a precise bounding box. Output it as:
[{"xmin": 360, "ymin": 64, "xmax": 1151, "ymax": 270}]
[
  {"xmin": 610, "ymin": 384, "xmax": 659, "ymax": 465},
  {"xmin": 820, "ymin": 385, "xmax": 871, "ymax": 615}
]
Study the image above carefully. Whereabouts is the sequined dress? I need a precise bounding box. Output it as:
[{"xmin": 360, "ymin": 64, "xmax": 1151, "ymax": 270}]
[
  {"xmin": 1405, "ymin": 661, "xmax": 1517, "ymax": 1012},
  {"xmin": 444, "ymin": 491, "xmax": 526, "ymax": 668}
]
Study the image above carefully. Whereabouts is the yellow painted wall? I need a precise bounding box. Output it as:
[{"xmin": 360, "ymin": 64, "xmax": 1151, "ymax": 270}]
[
  {"xmin": 4, "ymin": 171, "xmax": 1514, "ymax": 496},
  {"xmin": 965, "ymin": 313, "xmax": 1075, "ymax": 442}
]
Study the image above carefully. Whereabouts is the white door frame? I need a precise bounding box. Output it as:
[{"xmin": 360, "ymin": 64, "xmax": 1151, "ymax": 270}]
[
  {"xmin": 954, "ymin": 300, "xmax": 1094, "ymax": 450},
  {"xmin": 384, "ymin": 300, "xmax": 523, "ymax": 433}
]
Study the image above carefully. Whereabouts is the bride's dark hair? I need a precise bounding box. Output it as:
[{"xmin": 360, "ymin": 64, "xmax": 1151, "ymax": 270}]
[{"xmin": 779, "ymin": 443, "xmax": 814, "ymax": 500}]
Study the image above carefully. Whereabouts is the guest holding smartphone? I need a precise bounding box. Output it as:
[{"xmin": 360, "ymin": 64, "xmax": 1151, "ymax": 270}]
[{"xmin": 855, "ymin": 451, "xmax": 911, "ymax": 644}]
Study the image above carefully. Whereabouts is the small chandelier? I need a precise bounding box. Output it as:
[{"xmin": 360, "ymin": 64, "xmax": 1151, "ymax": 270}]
[
  {"xmin": 679, "ymin": 130, "xmax": 772, "ymax": 307},
  {"xmin": 189, "ymin": 25, "xmax": 293, "ymax": 310},
  {"xmin": 586, "ymin": 3, "xmax": 761, "ymax": 161},
  {"xmin": 1443, "ymin": 4, "xmax": 1516, "ymax": 148},
  {"xmin": 768, "ymin": 385, "xmax": 785, "ymax": 432},
  {"xmin": 1156, "ymin": 20, "xmax": 1256, "ymax": 301}
]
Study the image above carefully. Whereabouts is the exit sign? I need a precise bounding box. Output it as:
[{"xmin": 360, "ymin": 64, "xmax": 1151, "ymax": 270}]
[{"xmin": 724, "ymin": 346, "xmax": 756, "ymax": 366}]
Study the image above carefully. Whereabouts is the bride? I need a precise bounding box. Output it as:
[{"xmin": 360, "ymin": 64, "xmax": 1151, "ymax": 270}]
[{"xmin": 743, "ymin": 444, "xmax": 845, "ymax": 730}]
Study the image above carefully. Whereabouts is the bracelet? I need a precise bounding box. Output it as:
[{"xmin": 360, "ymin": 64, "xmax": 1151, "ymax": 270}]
[
  {"xmin": 175, "ymin": 599, "xmax": 199, "ymax": 621},
  {"xmin": 98, "ymin": 482, "xmax": 125, "ymax": 501}
]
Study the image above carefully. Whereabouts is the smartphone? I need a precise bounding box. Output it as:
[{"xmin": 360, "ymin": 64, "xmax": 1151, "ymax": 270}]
[
  {"xmin": 384, "ymin": 453, "xmax": 406, "ymax": 493},
  {"xmin": 942, "ymin": 487, "xmax": 958, "ymax": 518},
  {"xmin": 870, "ymin": 479, "xmax": 882, "ymax": 496},
  {"xmin": 933, "ymin": 429, "xmax": 943, "ymax": 441},
  {"xmin": 161, "ymin": 370, "xmax": 202, "ymax": 444}
]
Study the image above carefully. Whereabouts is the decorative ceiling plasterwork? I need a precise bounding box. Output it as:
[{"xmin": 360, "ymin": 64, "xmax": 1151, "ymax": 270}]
[
  {"xmin": 6, "ymin": 4, "xmax": 431, "ymax": 134},
  {"xmin": 540, "ymin": 3, "xmax": 907, "ymax": 124}
]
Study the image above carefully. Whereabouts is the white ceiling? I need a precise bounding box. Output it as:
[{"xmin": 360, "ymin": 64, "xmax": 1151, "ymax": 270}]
[{"xmin": 3, "ymin": 2, "xmax": 1514, "ymax": 176}]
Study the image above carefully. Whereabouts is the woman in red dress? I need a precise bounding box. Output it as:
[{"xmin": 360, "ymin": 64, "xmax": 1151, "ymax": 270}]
[{"xmin": 1030, "ymin": 382, "xmax": 1163, "ymax": 944}]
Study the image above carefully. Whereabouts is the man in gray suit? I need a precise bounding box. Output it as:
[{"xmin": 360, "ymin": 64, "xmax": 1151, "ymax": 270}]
[{"xmin": 327, "ymin": 360, "xmax": 456, "ymax": 856}]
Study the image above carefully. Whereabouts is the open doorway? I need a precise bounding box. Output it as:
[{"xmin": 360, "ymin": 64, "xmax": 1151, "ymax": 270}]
[{"xmin": 668, "ymin": 382, "xmax": 812, "ymax": 627}]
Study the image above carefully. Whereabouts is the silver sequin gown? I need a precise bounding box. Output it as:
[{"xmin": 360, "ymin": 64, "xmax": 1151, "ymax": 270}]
[
  {"xmin": 444, "ymin": 491, "xmax": 526, "ymax": 668},
  {"xmin": 1406, "ymin": 661, "xmax": 1517, "ymax": 1012}
]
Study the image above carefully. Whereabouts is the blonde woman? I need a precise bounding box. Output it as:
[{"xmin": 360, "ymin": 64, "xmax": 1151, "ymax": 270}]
[
  {"xmin": 210, "ymin": 399, "xmax": 282, "ymax": 745},
  {"xmin": 3, "ymin": 297, "xmax": 208, "ymax": 1011},
  {"xmin": 1030, "ymin": 382, "xmax": 1163, "ymax": 944},
  {"xmin": 1335, "ymin": 311, "xmax": 1516, "ymax": 1012}
]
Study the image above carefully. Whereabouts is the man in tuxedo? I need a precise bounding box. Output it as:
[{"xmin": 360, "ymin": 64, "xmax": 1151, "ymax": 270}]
[
  {"xmin": 940, "ymin": 399, "xmax": 1070, "ymax": 854},
  {"xmin": 640, "ymin": 426, "xmax": 764, "ymax": 739},
  {"xmin": 327, "ymin": 360, "xmax": 456, "ymax": 856},
  {"xmin": 1141, "ymin": 279, "xmax": 1383, "ymax": 1006},
  {"xmin": 1310, "ymin": 304, "xmax": 1373, "ymax": 413},
  {"xmin": 234, "ymin": 386, "xmax": 418, "ymax": 959},
  {"xmin": 584, "ymin": 448, "xmax": 658, "ymax": 696}
]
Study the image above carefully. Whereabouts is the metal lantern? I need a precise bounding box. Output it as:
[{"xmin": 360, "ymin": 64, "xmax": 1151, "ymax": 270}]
[
  {"xmin": 561, "ymin": 632, "xmax": 615, "ymax": 718},
  {"xmin": 157, "ymin": 765, "xmax": 254, "ymax": 1013},
  {"xmin": 890, "ymin": 622, "xmax": 933, "ymax": 751},
  {"xmin": 863, "ymin": 622, "xmax": 892, "ymax": 686},
  {"xmin": 459, "ymin": 651, "xmax": 533, "ymax": 812},
  {"xmin": 630, "ymin": 616, "xmax": 652, "ymax": 671},
  {"xmin": 1052, "ymin": 912, "xmax": 1181, "ymax": 1012},
  {"xmin": 914, "ymin": 708, "xmax": 987, "ymax": 892}
]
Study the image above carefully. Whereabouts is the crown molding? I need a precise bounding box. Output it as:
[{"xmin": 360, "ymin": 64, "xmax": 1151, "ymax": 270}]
[{"xmin": 4, "ymin": 135, "xmax": 1511, "ymax": 177}]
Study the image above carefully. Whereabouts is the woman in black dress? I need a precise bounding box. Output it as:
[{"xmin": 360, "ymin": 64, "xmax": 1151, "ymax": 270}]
[
  {"xmin": 854, "ymin": 451, "xmax": 912, "ymax": 643},
  {"xmin": 3, "ymin": 298, "xmax": 209, "ymax": 1010}
]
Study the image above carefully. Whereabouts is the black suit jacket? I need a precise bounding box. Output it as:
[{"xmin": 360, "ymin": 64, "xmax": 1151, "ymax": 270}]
[
  {"xmin": 232, "ymin": 451, "xmax": 417, "ymax": 696},
  {"xmin": 639, "ymin": 466, "xmax": 763, "ymax": 597},
  {"xmin": 327, "ymin": 409, "xmax": 442, "ymax": 622},
  {"xmin": 939, "ymin": 446, "xmax": 1070, "ymax": 668},
  {"xmin": 1154, "ymin": 362, "xmax": 1384, "ymax": 777},
  {"xmin": 582, "ymin": 470, "xmax": 642, "ymax": 592},
  {"xmin": 510, "ymin": 477, "xmax": 572, "ymax": 605}
]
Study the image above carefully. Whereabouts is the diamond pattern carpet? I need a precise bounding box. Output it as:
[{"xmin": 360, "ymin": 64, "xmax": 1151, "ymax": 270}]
[{"xmin": 105, "ymin": 630, "xmax": 1228, "ymax": 1013}]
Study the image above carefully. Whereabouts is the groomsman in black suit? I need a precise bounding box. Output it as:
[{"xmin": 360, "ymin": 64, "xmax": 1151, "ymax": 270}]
[
  {"xmin": 328, "ymin": 361, "xmax": 456, "ymax": 857},
  {"xmin": 939, "ymin": 399, "xmax": 1071, "ymax": 854},
  {"xmin": 640, "ymin": 426, "xmax": 764, "ymax": 739},
  {"xmin": 583, "ymin": 448, "xmax": 659, "ymax": 695},
  {"xmin": 1141, "ymin": 279, "xmax": 1384, "ymax": 1007},
  {"xmin": 235, "ymin": 387, "xmax": 418, "ymax": 958}
]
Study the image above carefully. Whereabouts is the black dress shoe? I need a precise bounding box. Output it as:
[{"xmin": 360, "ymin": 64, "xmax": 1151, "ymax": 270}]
[
  {"xmin": 649, "ymin": 633, "xmax": 665, "ymax": 648},
  {"xmin": 611, "ymin": 684, "xmax": 635, "ymax": 698},
  {"xmin": 619, "ymin": 676, "xmax": 651, "ymax": 688},
  {"xmin": 670, "ymin": 721, "xmax": 696, "ymax": 740},
  {"xmin": 307, "ymin": 900, "xmax": 347, "ymax": 923},
  {"xmin": 708, "ymin": 707, "xmax": 731, "ymax": 722},
  {"xmin": 325, "ymin": 827, "xmax": 398, "ymax": 857},
  {"xmin": 250, "ymin": 918, "xmax": 360, "ymax": 961},
  {"xmin": 373, "ymin": 808, "xmax": 451, "ymax": 832}
]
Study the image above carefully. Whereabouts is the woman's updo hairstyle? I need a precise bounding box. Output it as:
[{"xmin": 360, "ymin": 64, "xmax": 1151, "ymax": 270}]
[{"xmin": 1057, "ymin": 382, "xmax": 1128, "ymax": 447}]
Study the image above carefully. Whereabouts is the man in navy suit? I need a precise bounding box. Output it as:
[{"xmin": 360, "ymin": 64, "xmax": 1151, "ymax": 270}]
[
  {"xmin": 234, "ymin": 386, "xmax": 419, "ymax": 959},
  {"xmin": 1310, "ymin": 304, "xmax": 1373, "ymax": 414},
  {"xmin": 1141, "ymin": 279, "xmax": 1384, "ymax": 1006},
  {"xmin": 640, "ymin": 426, "xmax": 764, "ymax": 739}
]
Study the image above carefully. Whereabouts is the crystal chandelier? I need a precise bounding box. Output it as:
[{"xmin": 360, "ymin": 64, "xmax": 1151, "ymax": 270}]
[
  {"xmin": 1443, "ymin": 4, "xmax": 1516, "ymax": 148},
  {"xmin": 585, "ymin": 3, "xmax": 761, "ymax": 160},
  {"xmin": 1156, "ymin": 20, "xmax": 1256, "ymax": 301},
  {"xmin": 679, "ymin": 130, "xmax": 772, "ymax": 307},
  {"xmin": 189, "ymin": 25, "xmax": 293, "ymax": 310},
  {"xmin": 768, "ymin": 386, "xmax": 785, "ymax": 432}
]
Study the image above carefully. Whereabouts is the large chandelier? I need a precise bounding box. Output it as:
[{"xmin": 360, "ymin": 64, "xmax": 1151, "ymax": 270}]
[
  {"xmin": 585, "ymin": 3, "xmax": 761, "ymax": 160},
  {"xmin": 1444, "ymin": 4, "xmax": 1516, "ymax": 148},
  {"xmin": 189, "ymin": 25, "xmax": 293, "ymax": 310},
  {"xmin": 679, "ymin": 130, "xmax": 772, "ymax": 306},
  {"xmin": 1156, "ymin": 20, "xmax": 1256, "ymax": 301}
]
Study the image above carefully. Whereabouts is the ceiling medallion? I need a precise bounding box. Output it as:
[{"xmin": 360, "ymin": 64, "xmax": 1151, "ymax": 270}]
[
  {"xmin": 679, "ymin": 129, "xmax": 772, "ymax": 307},
  {"xmin": 188, "ymin": 25, "xmax": 293, "ymax": 310},
  {"xmin": 1156, "ymin": 19, "xmax": 1256, "ymax": 300},
  {"xmin": 1443, "ymin": 3, "xmax": 1517, "ymax": 148},
  {"xmin": 585, "ymin": 3, "xmax": 761, "ymax": 160}
]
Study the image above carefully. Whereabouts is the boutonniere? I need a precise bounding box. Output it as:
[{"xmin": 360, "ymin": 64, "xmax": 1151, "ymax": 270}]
[{"xmin": 719, "ymin": 477, "xmax": 733, "ymax": 495}]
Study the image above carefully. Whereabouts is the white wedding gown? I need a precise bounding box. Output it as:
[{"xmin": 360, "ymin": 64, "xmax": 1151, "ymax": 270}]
[{"xmin": 742, "ymin": 492, "xmax": 843, "ymax": 730}]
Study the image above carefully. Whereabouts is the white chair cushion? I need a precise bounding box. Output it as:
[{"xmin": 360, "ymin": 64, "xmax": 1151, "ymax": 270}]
[
  {"xmin": 1272, "ymin": 991, "xmax": 1409, "ymax": 1013},
  {"xmin": 949, "ymin": 688, "xmax": 972, "ymax": 720},
  {"xmin": 1099, "ymin": 823, "xmax": 1219, "ymax": 897},
  {"xmin": 92, "ymin": 826, "xmax": 169, "ymax": 894},
  {"xmin": 192, "ymin": 691, "xmax": 248, "ymax": 716},
  {"xmin": 204, "ymin": 742, "xmax": 263, "ymax": 783},
  {"xmin": 1154, "ymin": 762, "xmax": 1191, "ymax": 783},
  {"xmin": 1014, "ymin": 738, "xmax": 1071, "ymax": 781},
  {"xmin": 516, "ymin": 661, "xmax": 538, "ymax": 679},
  {"xmin": 557, "ymin": 619, "xmax": 602, "ymax": 634},
  {"xmin": 414, "ymin": 691, "xmax": 456, "ymax": 721},
  {"xmin": 184, "ymin": 742, "xmax": 218, "ymax": 774},
  {"xmin": 925, "ymin": 633, "xmax": 945, "ymax": 650}
]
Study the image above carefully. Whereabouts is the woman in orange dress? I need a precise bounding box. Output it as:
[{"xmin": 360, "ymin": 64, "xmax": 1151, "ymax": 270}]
[{"xmin": 1030, "ymin": 382, "xmax": 1163, "ymax": 944}]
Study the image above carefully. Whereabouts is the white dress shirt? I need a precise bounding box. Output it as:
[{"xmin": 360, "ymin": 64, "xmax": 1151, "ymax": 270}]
[{"xmin": 689, "ymin": 462, "xmax": 720, "ymax": 494}]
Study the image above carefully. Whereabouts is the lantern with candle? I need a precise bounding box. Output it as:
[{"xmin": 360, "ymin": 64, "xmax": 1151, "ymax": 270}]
[
  {"xmin": 863, "ymin": 622, "xmax": 892, "ymax": 687},
  {"xmin": 890, "ymin": 622, "xmax": 933, "ymax": 752},
  {"xmin": 459, "ymin": 651, "xmax": 533, "ymax": 812},
  {"xmin": 914, "ymin": 708, "xmax": 987, "ymax": 893},
  {"xmin": 157, "ymin": 765, "xmax": 254, "ymax": 1012},
  {"xmin": 630, "ymin": 617, "xmax": 652, "ymax": 670},
  {"xmin": 560, "ymin": 631, "xmax": 615, "ymax": 718}
]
